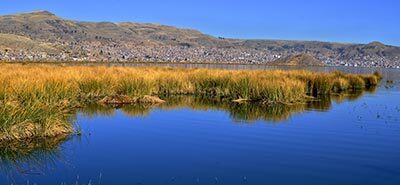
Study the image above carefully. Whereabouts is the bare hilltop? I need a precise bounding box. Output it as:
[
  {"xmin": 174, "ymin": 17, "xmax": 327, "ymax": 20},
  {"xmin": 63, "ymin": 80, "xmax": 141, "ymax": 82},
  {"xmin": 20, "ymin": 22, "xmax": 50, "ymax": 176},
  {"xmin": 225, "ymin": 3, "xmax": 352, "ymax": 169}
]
[{"xmin": 0, "ymin": 11, "xmax": 399, "ymax": 68}]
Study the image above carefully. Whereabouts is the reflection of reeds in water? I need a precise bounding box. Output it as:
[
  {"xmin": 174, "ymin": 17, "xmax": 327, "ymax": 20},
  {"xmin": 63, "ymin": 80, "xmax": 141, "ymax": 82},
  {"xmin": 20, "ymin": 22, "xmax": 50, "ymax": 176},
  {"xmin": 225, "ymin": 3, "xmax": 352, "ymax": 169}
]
[
  {"xmin": 331, "ymin": 85, "xmax": 377, "ymax": 103},
  {"xmin": 160, "ymin": 96, "xmax": 328, "ymax": 122},
  {"xmin": 120, "ymin": 105, "xmax": 153, "ymax": 117},
  {"xmin": 0, "ymin": 136, "xmax": 68, "ymax": 183},
  {"xmin": 78, "ymin": 103, "xmax": 116, "ymax": 118},
  {"xmin": 80, "ymin": 103, "xmax": 153, "ymax": 117},
  {"xmin": 79, "ymin": 94, "xmax": 366, "ymax": 123},
  {"xmin": 158, "ymin": 96, "xmax": 308, "ymax": 122},
  {"xmin": 228, "ymin": 103, "xmax": 308, "ymax": 122},
  {"xmin": 332, "ymin": 91, "xmax": 364, "ymax": 103}
]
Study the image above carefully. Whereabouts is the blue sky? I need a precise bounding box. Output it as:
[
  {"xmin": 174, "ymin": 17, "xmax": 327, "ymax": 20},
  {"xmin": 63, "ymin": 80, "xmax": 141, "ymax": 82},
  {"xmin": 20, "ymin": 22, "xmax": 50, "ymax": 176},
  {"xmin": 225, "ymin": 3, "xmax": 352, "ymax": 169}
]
[{"xmin": 1, "ymin": 0, "xmax": 399, "ymax": 46}]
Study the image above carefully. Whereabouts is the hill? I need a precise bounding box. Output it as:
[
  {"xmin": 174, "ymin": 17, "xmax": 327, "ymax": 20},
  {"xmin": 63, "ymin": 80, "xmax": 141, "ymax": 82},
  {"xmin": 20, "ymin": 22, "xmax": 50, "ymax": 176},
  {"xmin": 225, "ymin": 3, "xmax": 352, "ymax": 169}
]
[
  {"xmin": 269, "ymin": 54, "xmax": 325, "ymax": 66},
  {"xmin": 0, "ymin": 11, "xmax": 399, "ymax": 68},
  {"xmin": 0, "ymin": 33, "xmax": 56, "ymax": 52}
]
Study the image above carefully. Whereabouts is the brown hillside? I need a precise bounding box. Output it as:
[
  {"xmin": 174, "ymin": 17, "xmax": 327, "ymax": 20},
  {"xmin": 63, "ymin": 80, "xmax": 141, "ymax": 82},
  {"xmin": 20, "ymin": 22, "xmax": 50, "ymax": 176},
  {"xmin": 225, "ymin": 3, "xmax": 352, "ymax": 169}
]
[{"xmin": 269, "ymin": 54, "xmax": 325, "ymax": 66}]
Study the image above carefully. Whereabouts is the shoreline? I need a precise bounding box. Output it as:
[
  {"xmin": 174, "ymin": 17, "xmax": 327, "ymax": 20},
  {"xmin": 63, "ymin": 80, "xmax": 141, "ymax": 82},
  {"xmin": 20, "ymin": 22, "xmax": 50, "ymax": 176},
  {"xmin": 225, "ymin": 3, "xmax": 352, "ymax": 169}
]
[{"xmin": 1, "ymin": 60, "xmax": 400, "ymax": 69}]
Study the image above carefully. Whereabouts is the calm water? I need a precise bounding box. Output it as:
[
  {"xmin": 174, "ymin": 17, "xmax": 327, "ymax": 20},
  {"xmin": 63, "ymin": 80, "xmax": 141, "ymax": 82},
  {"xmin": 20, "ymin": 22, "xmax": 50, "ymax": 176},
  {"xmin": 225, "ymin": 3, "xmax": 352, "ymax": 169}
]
[{"xmin": 1, "ymin": 66, "xmax": 399, "ymax": 185}]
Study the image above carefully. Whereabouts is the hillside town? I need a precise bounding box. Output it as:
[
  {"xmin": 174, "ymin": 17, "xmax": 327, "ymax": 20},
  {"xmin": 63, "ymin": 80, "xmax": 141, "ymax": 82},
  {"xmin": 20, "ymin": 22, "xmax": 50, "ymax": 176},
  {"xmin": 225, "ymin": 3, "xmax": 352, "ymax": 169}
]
[{"xmin": 0, "ymin": 44, "xmax": 399, "ymax": 68}]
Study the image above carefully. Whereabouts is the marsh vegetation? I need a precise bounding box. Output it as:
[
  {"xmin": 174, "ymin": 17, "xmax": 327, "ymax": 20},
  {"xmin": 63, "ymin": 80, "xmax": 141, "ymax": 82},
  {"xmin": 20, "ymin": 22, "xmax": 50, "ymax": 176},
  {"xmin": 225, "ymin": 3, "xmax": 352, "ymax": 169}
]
[{"xmin": 0, "ymin": 64, "xmax": 381, "ymax": 141}]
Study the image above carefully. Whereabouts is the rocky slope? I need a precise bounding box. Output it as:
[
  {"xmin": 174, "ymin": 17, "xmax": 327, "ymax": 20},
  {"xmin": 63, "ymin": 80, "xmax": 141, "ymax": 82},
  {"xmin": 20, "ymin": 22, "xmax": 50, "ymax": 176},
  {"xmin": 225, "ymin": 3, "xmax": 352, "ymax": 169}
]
[{"xmin": 0, "ymin": 11, "xmax": 399, "ymax": 68}]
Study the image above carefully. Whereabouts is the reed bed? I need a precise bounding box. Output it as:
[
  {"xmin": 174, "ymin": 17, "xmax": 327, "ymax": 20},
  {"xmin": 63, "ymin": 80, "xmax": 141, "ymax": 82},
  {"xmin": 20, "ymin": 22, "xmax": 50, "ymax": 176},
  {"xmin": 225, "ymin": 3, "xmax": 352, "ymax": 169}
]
[{"xmin": 0, "ymin": 64, "xmax": 381, "ymax": 141}]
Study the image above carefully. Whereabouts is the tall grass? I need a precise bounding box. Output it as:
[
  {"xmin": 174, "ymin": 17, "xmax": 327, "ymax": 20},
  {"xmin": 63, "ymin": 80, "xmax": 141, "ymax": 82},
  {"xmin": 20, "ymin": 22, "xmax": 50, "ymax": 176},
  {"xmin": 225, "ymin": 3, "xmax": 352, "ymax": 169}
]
[
  {"xmin": 0, "ymin": 101, "xmax": 73, "ymax": 141},
  {"xmin": 0, "ymin": 64, "xmax": 381, "ymax": 141}
]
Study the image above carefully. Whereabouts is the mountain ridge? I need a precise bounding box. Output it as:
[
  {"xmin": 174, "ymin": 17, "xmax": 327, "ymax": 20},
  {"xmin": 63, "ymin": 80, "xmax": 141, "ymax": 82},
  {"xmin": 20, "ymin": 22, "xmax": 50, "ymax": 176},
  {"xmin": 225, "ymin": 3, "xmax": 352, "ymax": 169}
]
[{"xmin": 0, "ymin": 11, "xmax": 399, "ymax": 68}]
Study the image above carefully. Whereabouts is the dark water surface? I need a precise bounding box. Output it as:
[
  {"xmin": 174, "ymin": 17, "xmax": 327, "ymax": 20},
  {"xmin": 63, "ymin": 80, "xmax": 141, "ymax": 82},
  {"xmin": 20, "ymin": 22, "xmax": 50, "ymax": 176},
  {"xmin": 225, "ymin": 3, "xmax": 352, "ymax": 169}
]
[{"xmin": 1, "ymin": 66, "xmax": 399, "ymax": 185}]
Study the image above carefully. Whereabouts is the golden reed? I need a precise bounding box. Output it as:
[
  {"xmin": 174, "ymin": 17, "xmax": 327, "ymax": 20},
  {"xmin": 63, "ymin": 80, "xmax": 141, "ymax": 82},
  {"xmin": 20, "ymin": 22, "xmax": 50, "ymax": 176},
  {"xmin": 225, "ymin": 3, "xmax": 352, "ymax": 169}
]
[{"xmin": 0, "ymin": 64, "xmax": 381, "ymax": 141}]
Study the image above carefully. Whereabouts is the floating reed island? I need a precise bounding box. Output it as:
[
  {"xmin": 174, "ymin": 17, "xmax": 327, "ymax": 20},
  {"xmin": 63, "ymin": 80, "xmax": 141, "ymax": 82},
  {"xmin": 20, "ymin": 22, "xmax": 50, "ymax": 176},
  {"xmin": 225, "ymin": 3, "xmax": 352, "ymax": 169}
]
[{"xmin": 0, "ymin": 64, "xmax": 381, "ymax": 142}]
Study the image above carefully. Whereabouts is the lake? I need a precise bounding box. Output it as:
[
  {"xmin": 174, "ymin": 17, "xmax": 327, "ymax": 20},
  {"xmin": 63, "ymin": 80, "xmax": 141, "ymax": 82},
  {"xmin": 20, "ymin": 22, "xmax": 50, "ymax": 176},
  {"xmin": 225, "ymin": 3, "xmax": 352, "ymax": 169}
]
[{"xmin": 0, "ymin": 65, "xmax": 399, "ymax": 185}]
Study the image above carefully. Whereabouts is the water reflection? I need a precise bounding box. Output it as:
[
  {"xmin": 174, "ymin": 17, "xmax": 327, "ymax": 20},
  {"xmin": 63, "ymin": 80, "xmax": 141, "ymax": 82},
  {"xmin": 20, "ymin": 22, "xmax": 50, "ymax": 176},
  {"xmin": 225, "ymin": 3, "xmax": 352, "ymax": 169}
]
[
  {"xmin": 0, "ymin": 88, "xmax": 375, "ymax": 180},
  {"xmin": 80, "ymin": 91, "xmax": 369, "ymax": 122},
  {"xmin": 0, "ymin": 136, "xmax": 69, "ymax": 183},
  {"xmin": 0, "ymin": 86, "xmax": 388, "ymax": 185}
]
